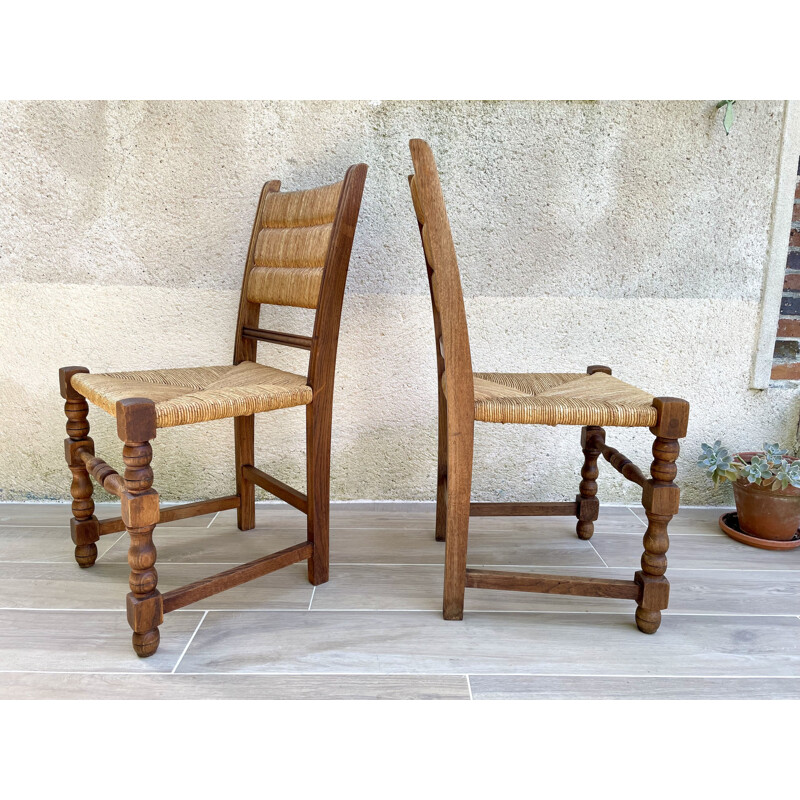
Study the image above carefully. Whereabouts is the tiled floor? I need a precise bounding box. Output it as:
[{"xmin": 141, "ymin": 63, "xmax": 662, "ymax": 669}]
[{"xmin": 2, "ymin": 502, "xmax": 800, "ymax": 699}]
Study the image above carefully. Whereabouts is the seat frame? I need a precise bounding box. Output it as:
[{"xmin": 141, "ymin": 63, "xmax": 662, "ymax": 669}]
[
  {"xmin": 408, "ymin": 138, "xmax": 688, "ymax": 633},
  {"xmin": 60, "ymin": 163, "xmax": 367, "ymax": 657}
]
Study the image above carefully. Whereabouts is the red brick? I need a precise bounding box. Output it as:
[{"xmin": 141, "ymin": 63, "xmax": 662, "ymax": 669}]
[
  {"xmin": 777, "ymin": 318, "xmax": 800, "ymax": 337},
  {"xmin": 785, "ymin": 273, "xmax": 800, "ymax": 291},
  {"xmin": 796, "ymin": 180, "xmax": 800, "ymax": 200},
  {"xmin": 790, "ymin": 230, "xmax": 800, "ymax": 247},
  {"xmin": 771, "ymin": 362, "xmax": 800, "ymax": 380},
  {"xmin": 793, "ymin": 203, "xmax": 800, "ymax": 223}
]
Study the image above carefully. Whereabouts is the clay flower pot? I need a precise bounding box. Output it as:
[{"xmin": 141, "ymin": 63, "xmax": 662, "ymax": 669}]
[{"xmin": 732, "ymin": 453, "xmax": 800, "ymax": 541}]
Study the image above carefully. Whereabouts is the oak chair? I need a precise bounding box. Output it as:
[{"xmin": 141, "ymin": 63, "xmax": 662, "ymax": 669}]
[
  {"xmin": 60, "ymin": 163, "xmax": 368, "ymax": 656},
  {"xmin": 407, "ymin": 139, "xmax": 688, "ymax": 633}
]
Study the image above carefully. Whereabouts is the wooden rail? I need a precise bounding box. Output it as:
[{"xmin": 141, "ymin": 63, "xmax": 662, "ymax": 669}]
[
  {"xmin": 241, "ymin": 327, "xmax": 313, "ymax": 350},
  {"xmin": 162, "ymin": 541, "xmax": 313, "ymax": 612},
  {"xmin": 97, "ymin": 495, "xmax": 240, "ymax": 536},
  {"xmin": 77, "ymin": 448, "xmax": 125, "ymax": 497},
  {"xmin": 599, "ymin": 443, "xmax": 646, "ymax": 487},
  {"xmin": 242, "ymin": 465, "xmax": 308, "ymax": 514},
  {"xmin": 466, "ymin": 568, "xmax": 641, "ymax": 600},
  {"xmin": 470, "ymin": 501, "xmax": 578, "ymax": 517}
]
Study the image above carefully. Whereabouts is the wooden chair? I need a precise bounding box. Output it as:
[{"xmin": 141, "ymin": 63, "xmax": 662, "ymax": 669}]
[
  {"xmin": 60, "ymin": 163, "xmax": 368, "ymax": 656},
  {"xmin": 407, "ymin": 139, "xmax": 688, "ymax": 633}
]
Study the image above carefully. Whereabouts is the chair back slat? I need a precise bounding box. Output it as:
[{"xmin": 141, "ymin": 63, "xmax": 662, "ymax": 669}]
[{"xmin": 408, "ymin": 140, "xmax": 474, "ymax": 425}]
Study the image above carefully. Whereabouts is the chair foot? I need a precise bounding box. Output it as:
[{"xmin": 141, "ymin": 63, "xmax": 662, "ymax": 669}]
[
  {"xmin": 74, "ymin": 543, "xmax": 98, "ymax": 567},
  {"xmin": 635, "ymin": 608, "xmax": 661, "ymax": 634},
  {"xmin": 132, "ymin": 629, "xmax": 160, "ymax": 658},
  {"xmin": 443, "ymin": 604, "xmax": 464, "ymax": 621}
]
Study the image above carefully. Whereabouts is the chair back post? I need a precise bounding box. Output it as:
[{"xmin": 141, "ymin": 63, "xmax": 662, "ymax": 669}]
[
  {"xmin": 234, "ymin": 180, "xmax": 282, "ymax": 365},
  {"xmin": 408, "ymin": 139, "xmax": 474, "ymax": 442},
  {"xmin": 306, "ymin": 163, "xmax": 368, "ymax": 396}
]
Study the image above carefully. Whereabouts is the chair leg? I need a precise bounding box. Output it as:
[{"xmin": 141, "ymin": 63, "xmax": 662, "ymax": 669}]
[
  {"xmin": 442, "ymin": 420, "xmax": 474, "ymax": 620},
  {"xmin": 235, "ymin": 414, "xmax": 255, "ymax": 531},
  {"xmin": 117, "ymin": 399, "xmax": 163, "ymax": 657},
  {"xmin": 59, "ymin": 366, "xmax": 99, "ymax": 567},
  {"xmin": 306, "ymin": 404, "xmax": 330, "ymax": 586},
  {"xmin": 576, "ymin": 425, "xmax": 604, "ymax": 540},
  {"xmin": 435, "ymin": 386, "xmax": 448, "ymax": 542},
  {"xmin": 635, "ymin": 397, "xmax": 689, "ymax": 634}
]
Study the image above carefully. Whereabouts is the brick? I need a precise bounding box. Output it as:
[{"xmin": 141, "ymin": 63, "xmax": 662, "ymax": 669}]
[
  {"xmin": 781, "ymin": 295, "xmax": 800, "ymax": 316},
  {"xmin": 774, "ymin": 339, "xmax": 800, "ymax": 360},
  {"xmin": 788, "ymin": 251, "xmax": 800, "ymax": 270},
  {"xmin": 791, "ymin": 230, "xmax": 800, "ymax": 248},
  {"xmin": 784, "ymin": 273, "xmax": 800, "ymax": 291},
  {"xmin": 778, "ymin": 318, "xmax": 800, "ymax": 337},
  {"xmin": 794, "ymin": 203, "xmax": 800, "ymax": 224},
  {"xmin": 772, "ymin": 362, "xmax": 800, "ymax": 380},
  {"xmin": 796, "ymin": 179, "xmax": 800, "ymax": 200}
]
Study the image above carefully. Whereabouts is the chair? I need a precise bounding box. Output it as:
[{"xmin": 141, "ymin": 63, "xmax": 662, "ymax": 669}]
[
  {"xmin": 60, "ymin": 163, "xmax": 368, "ymax": 656},
  {"xmin": 407, "ymin": 139, "xmax": 688, "ymax": 633}
]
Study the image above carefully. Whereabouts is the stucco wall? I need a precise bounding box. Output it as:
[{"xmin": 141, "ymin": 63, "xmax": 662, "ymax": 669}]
[{"xmin": 1, "ymin": 100, "xmax": 798, "ymax": 505}]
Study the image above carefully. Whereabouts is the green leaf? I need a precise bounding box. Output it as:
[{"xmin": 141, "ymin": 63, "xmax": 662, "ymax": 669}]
[{"xmin": 719, "ymin": 100, "xmax": 736, "ymax": 135}]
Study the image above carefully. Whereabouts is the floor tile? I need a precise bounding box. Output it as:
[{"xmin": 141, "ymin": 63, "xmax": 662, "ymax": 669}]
[
  {"xmin": 311, "ymin": 564, "xmax": 800, "ymax": 616},
  {"xmin": 630, "ymin": 505, "xmax": 735, "ymax": 535},
  {"xmin": 0, "ymin": 609, "xmax": 203, "ymax": 672},
  {"xmin": 0, "ymin": 503, "xmax": 219, "ymax": 529},
  {"xmin": 176, "ymin": 610, "xmax": 800, "ymax": 676},
  {"xmin": 593, "ymin": 531, "xmax": 800, "ymax": 570},
  {"xmin": 0, "ymin": 562, "xmax": 313, "ymax": 611},
  {"xmin": 101, "ymin": 527, "xmax": 304, "ymax": 564},
  {"xmin": 468, "ymin": 675, "xmax": 800, "ymax": 700},
  {"xmin": 0, "ymin": 672, "xmax": 469, "ymax": 700},
  {"xmin": 0, "ymin": 527, "xmax": 124, "ymax": 563}
]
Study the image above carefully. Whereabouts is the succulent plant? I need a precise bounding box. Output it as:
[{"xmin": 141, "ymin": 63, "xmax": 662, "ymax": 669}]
[
  {"xmin": 773, "ymin": 459, "xmax": 800, "ymax": 491},
  {"xmin": 697, "ymin": 441, "xmax": 739, "ymax": 486},
  {"xmin": 699, "ymin": 441, "xmax": 799, "ymax": 489}
]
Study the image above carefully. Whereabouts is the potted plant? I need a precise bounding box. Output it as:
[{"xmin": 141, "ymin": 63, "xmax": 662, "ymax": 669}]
[{"xmin": 698, "ymin": 442, "xmax": 800, "ymax": 549}]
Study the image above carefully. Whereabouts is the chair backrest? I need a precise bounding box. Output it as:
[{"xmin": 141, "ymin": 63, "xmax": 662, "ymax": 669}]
[
  {"xmin": 408, "ymin": 140, "xmax": 474, "ymax": 431},
  {"xmin": 234, "ymin": 163, "xmax": 368, "ymax": 394}
]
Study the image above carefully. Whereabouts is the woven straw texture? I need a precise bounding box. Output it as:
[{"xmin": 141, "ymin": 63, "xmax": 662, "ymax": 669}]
[
  {"xmin": 71, "ymin": 361, "xmax": 312, "ymax": 429},
  {"xmin": 244, "ymin": 182, "xmax": 343, "ymax": 309},
  {"xmin": 473, "ymin": 371, "xmax": 657, "ymax": 427},
  {"xmin": 246, "ymin": 265, "xmax": 323, "ymax": 309}
]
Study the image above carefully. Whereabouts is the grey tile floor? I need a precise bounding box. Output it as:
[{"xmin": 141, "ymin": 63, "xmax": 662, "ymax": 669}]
[{"xmin": 1, "ymin": 502, "xmax": 799, "ymax": 699}]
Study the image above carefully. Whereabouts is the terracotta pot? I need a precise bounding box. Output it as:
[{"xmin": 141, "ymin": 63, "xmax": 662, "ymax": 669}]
[{"xmin": 732, "ymin": 453, "xmax": 800, "ymax": 541}]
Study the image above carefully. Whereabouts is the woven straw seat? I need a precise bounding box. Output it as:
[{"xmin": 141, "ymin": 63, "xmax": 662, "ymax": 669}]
[
  {"xmin": 473, "ymin": 371, "xmax": 658, "ymax": 427},
  {"xmin": 72, "ymin": 362, "xmax": 312, "ymax": 429}
]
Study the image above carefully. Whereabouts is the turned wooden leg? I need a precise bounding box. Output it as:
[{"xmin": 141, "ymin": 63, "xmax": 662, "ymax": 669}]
[
  {"xmin": 306, "ymin": 403, "xmax": 330, "ymax": 586},
  {"xmin": 117, "ymin": 398, "xmax": 163, "ymax": 658},
  {"xmin": 59, "ymin": 366, "xmax": 100, "ymax": 567},
  {"xmin": 442, "ymin": 418, "xmax": 474, "ymax": 621},
  {"xmin": 635, "ymin": 397, "xmax": 689, "ymax": 634},
  {"xmin": 235, "ymin": 414, "xmax": 255, "ymax": 531},
  {"xmin": 576, "ymin": 365, "xmax": 611, "ymax": 541},
  {"xmin": 576, "ymin": 425, "xmax": 604, "ymax": 540}
]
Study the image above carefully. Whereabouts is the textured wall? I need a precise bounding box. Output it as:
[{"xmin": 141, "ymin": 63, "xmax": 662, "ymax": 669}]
[{"xmin": 1, "ymin": 100, "xmax": 798, "ymax": 505}]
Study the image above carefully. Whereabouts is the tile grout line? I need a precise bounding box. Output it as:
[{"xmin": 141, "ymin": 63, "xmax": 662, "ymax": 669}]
[
  {"xmin": 307, "ymin": 586, "xmax": 316, "ymax": 611},
  {"xmin": 206, "ymin": 512, "xmax": 220, "ymax": 529},
  {"xmin": 171, "ymin": 610, "xmax": 208, "ymax": 675},
  {"xmin": 588, "ymin": 541, "xmax": 609, "ymax": 568},
  {"xmin": 626, "ymin": 506, "xmax": 647, "ymax": 526},
  {"xmin": 95, "ymin": 531, "xmax": 128, "ymax": 563}
]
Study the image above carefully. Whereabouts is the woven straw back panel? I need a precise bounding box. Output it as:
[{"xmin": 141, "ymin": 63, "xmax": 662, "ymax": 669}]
[
  {"xmin": 245, "ymin": 180, "xmax": 344, "ymax": 310},
  {"xmin": 262, "ymin": 181, "xmax": 343, "ymax": 228},
  {"xmin": 246, "ymin": 266, "xmax": 323, "ymax": 309},
  {"xmin": 253, "ymin": 223, "xmax": 333, "ymax": 268}
]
